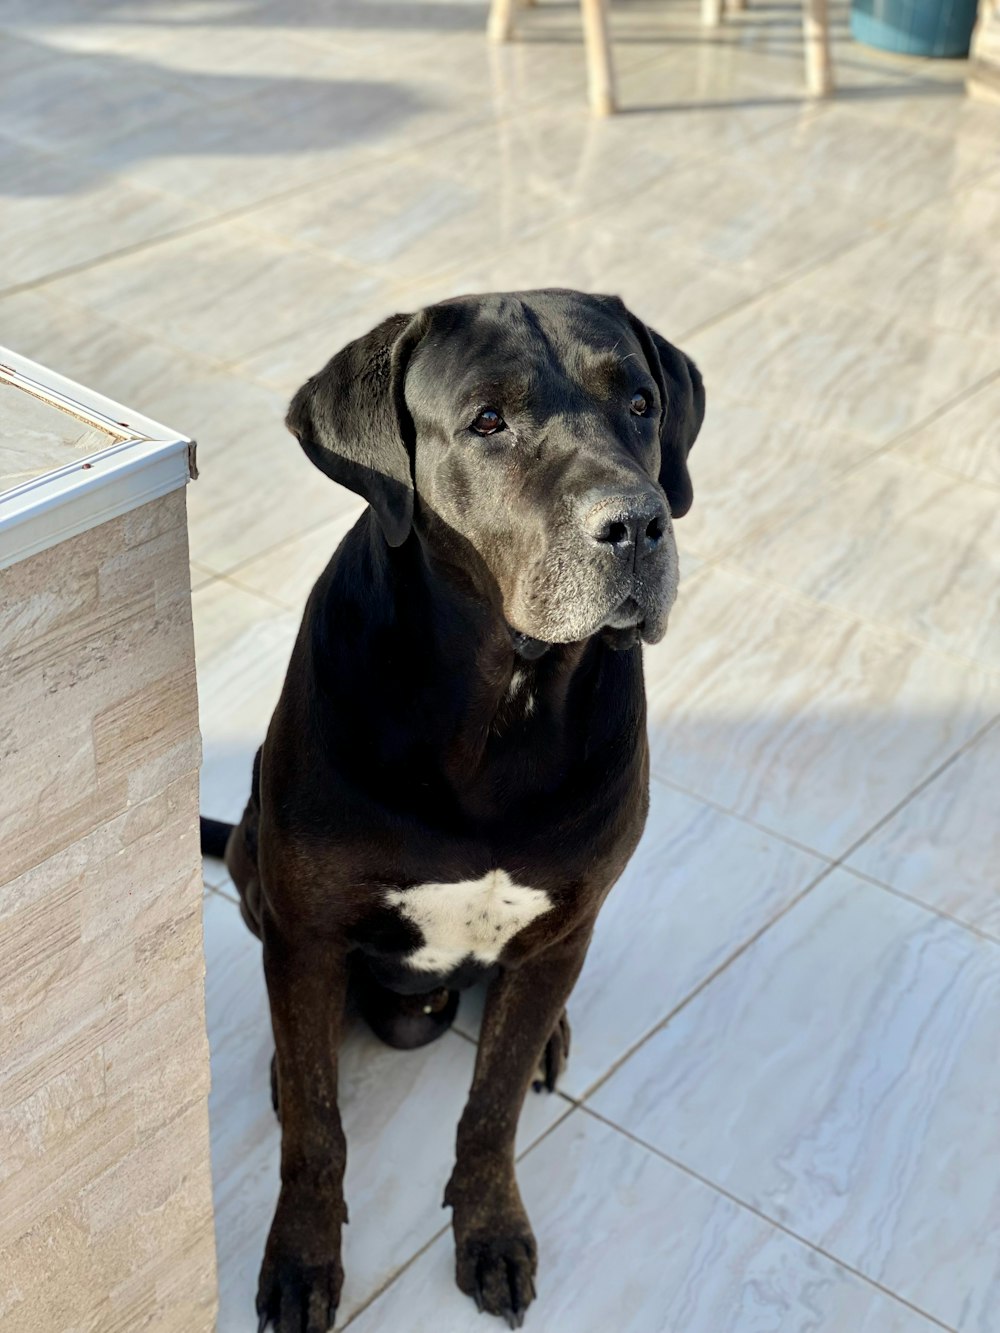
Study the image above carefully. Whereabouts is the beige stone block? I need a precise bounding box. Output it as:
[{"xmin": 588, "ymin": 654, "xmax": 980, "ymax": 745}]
[
  {"xmin": 0, "ymin": 494, "xmax": 199, "ymax": 884},
  {"xmin": 1, "ymin": 485, "xmax": 215, "ymax": 1328}
]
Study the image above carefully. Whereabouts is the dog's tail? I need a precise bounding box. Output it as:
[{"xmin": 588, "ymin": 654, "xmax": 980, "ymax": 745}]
[{"xmin": 200, "ymin": 816, "xmax": 234, "ymax": 860}]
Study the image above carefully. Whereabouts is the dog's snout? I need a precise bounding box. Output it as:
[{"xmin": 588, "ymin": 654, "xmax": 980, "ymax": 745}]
[{"xmin": 582, "ymin": 490, "xmax": 668, "ymax": 562}]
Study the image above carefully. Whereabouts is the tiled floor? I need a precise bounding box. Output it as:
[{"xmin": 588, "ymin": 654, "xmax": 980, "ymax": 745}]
[{"xmin": 4, "ymin": 1, "xmax": 999, "ymax": 1329}]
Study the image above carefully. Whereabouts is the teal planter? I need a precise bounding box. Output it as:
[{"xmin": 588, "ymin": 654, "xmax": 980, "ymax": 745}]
[{"xmin": 851, "ymin": 0, "xmax": 980, "ymax": 57}]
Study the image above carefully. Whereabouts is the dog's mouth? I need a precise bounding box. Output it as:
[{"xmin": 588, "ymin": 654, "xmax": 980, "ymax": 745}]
[
  {"xmin": 509, "ymin": 596, "xmax": 652, "ymax": 658},
  {"xmin": 603, "ymin": 595, "xmax": 643, "ymax": 630}
]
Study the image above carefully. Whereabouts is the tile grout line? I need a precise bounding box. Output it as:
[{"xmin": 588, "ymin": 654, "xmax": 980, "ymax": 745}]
[
  {"xmin": 580, "ymin": 707, "xmax": 1000, "ymax": 1106},
  {"xmin": 578, "ymin": 1103, "xmax": 958, "ymax": 1332},
  {"xmin": 825, "ymin": 712, "xmax": 1000, "ymax": 887},
  {"xmin": 338, "ymin": 1095, "xmax": 579, "ymax": 1329},
  {"xmin": 645, "ymin": 770, "xmax": 838, "ymax": 863},
  {"xmin": 577, "ymin": 859, "xmax": 841, "ymax": 1105},
  {"xmin": 841, "ymin": 862, "xmax": 1000, "ymax": 948}
]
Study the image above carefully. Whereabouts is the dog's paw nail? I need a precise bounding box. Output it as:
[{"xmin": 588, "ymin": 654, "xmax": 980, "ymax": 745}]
[{"xmin": 256, "ymin": 1311, "xmax": 269, "ymax": 1333}]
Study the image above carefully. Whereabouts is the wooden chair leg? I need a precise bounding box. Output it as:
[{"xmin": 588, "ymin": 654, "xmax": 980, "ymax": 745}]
[
  {"xmin": 803, "ymin": 0, "xmax": 833, "ymax": 95},
  {"xmin": 580, "ymin": 0, "xmax": 616, "ymax": 115},
  {"xmin": 730, "ymin": 0, "xmax": 748, "ymax": 9},
  {"xmin": 488, "ymin": 0, "xmax": 517, "ymax": 43},
  {"xmin": 701, "ymin": 0, "xmax": 724, "ymax": 27}
]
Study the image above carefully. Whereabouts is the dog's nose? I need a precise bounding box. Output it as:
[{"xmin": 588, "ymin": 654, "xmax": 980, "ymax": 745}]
[{"xmin": 582, "ymin": 490, "xmax": 668, "ymax": 564}]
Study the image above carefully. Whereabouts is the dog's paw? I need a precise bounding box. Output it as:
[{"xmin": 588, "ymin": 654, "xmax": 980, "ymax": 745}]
[
  {"xmin": 533, "ymin": 1009, "xmax": 571, "ymax": 1093},
  {"xmin": 455, "ymin": 1229, "xmax": 537, "ymax": 1328},
  {"xmin": 256, "ymin": 1254, "xmax": 342, "ymax": 1333},
  {"xmin": 256, "ymin": 1189, "xmax": 345, "ymax": 1333}
]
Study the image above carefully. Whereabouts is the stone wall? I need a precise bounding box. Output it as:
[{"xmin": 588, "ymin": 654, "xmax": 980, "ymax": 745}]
[{"xmin": 0, "ymin": 489, "xmax": 217, "ymax": 1332}]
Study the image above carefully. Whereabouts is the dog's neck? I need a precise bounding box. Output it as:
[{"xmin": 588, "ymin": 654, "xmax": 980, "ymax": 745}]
[{"xmin": 318, "ymin": 513, "xmax": 616, "ymax": 805}]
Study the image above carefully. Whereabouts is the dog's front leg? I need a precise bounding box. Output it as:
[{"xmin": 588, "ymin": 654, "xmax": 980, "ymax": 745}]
[
  {"xmin": 257, "ymin": 910, "xmax": 348, "ymax": 1333},
  {"xmin": 445, "ymin": 925, "xmax": 591, "ymax": 1327}
]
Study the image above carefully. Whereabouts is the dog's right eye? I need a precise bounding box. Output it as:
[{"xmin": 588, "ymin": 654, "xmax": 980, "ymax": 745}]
[{"xmin": 471, "ymin": 408, "xmax": 505, "ymax": 436}]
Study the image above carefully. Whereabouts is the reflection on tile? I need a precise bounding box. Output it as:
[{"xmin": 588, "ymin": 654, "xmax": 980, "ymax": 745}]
[
  {"xmin": 192, "ymin": 582, "xmax": 299, "ymax": 826},
  {"xmin": 736, "ymin": 452, "xmax": 1000, "ymax": 669},
  {"xmin": 898, "ymin": 372, "xmax": 1000, "ymax": 489},
  {"xmin": 847, "ymin": 721, "xmax": 1000, "ymax": 940},
  {"xmin": 240, "ymin": 154, "xmax": 496, "ymax": 279},
  {"xmin": 615, "ymin": 43, "xmax": 826, "ymax": 151},
  {"xmin": 350, "ymin": 1109, "xmax": 944, "ymax": 1333},
  {"xmin": 457, "ymin": 778, "xmax": 826, "ymax": 1096},
  {"xmin": 594, "ymin": 153, "xmax": 886, "ymax": 284},
  {"xmin": 686, "ymin": 283, "xmax": 1000, "ymax": 443},
  {"xmin": 644, "ymin": 565, "xmax": 1000, "ymax": 857},
  {"xmin": 591, "ymin": 869, "xmax": 1000, "ymax": 1332},
  {"xmin": 203, "ymin": 893, "xmax": 568, "ymax": 1329},
  {"xmin": 678, "ymin": 396, "xmax": 873, "ymax": 561}
]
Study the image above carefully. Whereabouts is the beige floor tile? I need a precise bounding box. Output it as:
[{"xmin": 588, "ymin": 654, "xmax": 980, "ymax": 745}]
[
  {"xmin": 591, "ymin": 151, "xmax": 889, "ymax": 285},
  {"xmin": 896, "ymin": 372, "xmax": 1000, "ymax": 488},
  {"xmin": 350, "ymin": 1109, "xmax": 945, "ymax": 1333},
  {"xmin": 591, "ymin": 869, "xmax": 1000, "ymax": 1332},
  {"xmin": 0, "ymin": 287, "xmax": 288, "ymax": 457},
  {"xmin": 203, "ymin": 892, "xmax": 569, "ymax": 1330},
  {"xmin": 187, "ymin": 415, "xmax": 359, "ymax": 576},
  {"xmin": 643, "ymin": 563, "xmax": 1000, "ymax": 857},
  {"xmin": 455, "ymin": 777, "xmax": 827, "ymax": 1096},
  {"xmin": 847, "ymin": 720, "xmax": 1000, "ymax": 940},
  {"xmin": 730, "ymin": 100, "xmax": 988, "ymax": 219},
  {"xmin": 803, "ymin": 176, "xmax": 1000, "ymax": 341},
  {"xmin": 835, "ymin": 70, "xmax": 1000, "ymax": 144},
  {"xmin": 232, "ymin": 300, "xmax": 402, "ymax": 396},
  {"xmin": 0, "ymin": 45, "xmax": 200, "ymax": 154},
  {"xmin": 685, "ymin": 284, "xmax": 1000, "ymax": 443},
  {"xmin": 192, "ymin": 581, "xmax": 299, "ymax": 826},
  {"xmin": 614, "ymin": 41, "xmax": 828, "ymax": 146},
  {"xmin": 46, "ymin": 222, "xmax": 389, "ymax": 367},
  {"xmin": 0, "ymin": 139, "xmax": 209, "ymax": 292},
  {"xmin": 229, "ymin": 507, "xmax": 364, "ymax": 611},
  {"xmin": 735, "ymin": 451, "xmax": 1000, "ymax": 669},
  {"xmin": 678, "ymin": 395, "xmax": 874, "ymax": 561},
  {"xmin": 397, "ymin": 228, "xmax": 759, "ymax": 345},
  {"xmin": 189, "ymin": 563, "xmax": 218, "ymax": 593},
  {"xmin": 66, "ymin": 72, "xmax": 437, "ymax": 213}
]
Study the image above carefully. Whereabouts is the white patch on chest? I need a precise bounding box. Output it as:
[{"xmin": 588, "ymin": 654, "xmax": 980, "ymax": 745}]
[{"xmin": 385, "ymin": 870, "xmax": 553, "ymax": 974}]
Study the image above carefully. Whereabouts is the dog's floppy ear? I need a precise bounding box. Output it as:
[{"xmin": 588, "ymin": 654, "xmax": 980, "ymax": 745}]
[
  {"xmin": 628, "ymin": 315, "xmax": 705, "ymax": 519},
  {"xmin": 286, "ymin": 311, "xmax": 426, "ymax": 547}
]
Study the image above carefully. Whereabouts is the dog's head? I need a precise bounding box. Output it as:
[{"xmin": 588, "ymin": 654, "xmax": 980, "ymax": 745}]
[{"xmin": 286, "ymin": 289, "xmax": 705, "ymax": 648}]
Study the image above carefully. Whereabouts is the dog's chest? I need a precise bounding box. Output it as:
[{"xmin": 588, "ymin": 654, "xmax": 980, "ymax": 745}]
[{"xmin": 384, "ymin": 870, "xmax": 553, "ymax": 974}]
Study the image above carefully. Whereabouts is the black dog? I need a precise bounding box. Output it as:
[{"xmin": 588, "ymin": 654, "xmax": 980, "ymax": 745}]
[{"xmin": 201, "ymin": 289, "xmax": 705, "ymax": 1332}]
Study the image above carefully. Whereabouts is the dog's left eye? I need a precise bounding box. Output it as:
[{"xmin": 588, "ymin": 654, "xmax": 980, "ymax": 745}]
[
  {"xmin": 471, "ymin": 408, "xmax": 505, "ymax": 436},
  {"xmin": 630, "ymin": 391, "xmax": 650, "ymax": 416}
]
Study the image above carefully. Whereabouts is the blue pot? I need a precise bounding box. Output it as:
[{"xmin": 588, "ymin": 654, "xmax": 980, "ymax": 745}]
[{"xmin": 851, "ymin": 0, "xmax": 980, "ymax": 57}]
